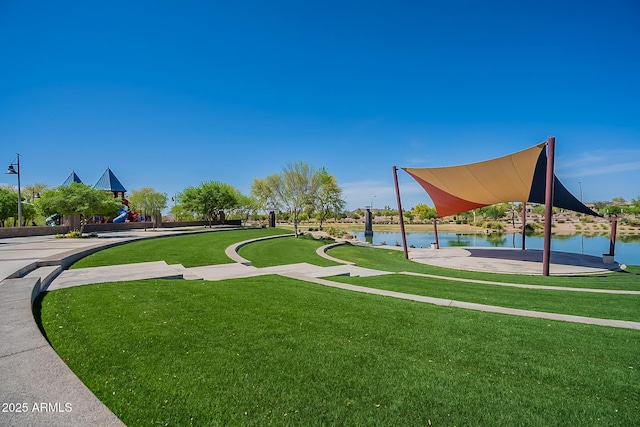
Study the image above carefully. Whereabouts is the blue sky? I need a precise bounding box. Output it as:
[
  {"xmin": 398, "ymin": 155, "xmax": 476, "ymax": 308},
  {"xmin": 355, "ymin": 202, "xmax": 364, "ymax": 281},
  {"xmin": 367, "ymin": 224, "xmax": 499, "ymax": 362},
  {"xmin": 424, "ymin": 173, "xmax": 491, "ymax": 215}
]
[{"xmin": 1, "ymin": 1, "xmax": 639, "ymax": 211}]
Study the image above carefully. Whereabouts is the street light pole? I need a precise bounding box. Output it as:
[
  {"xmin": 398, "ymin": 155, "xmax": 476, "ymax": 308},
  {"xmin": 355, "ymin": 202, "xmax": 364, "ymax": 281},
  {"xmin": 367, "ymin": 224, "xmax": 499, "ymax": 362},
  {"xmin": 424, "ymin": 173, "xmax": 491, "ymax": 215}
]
[
  {"xmin": 578, "ymin": 181, "xmax": 583, "ymax": 202},
  {"xmin": 6, "ymin": 153, "xmax": 22, "ymax": 228}
]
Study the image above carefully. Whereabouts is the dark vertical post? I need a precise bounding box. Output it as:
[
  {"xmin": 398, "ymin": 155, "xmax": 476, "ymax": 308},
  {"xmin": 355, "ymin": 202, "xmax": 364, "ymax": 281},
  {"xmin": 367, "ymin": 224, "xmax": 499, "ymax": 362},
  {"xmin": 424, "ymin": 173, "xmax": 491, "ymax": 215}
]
[
  {"xmin": 433, "ymin": 218, "xmax": 440, "ymax": 249},
  {"xmin": 609, "ymin": 218, "xmax": 617, "ymax": 256},
  {"xmin": 521, "ymin": 201, "xmax": 527, "ymax": 250},
  {"xmin": 542, "ymin": 136, "xmax": 556, "ymax": 276},
  {"xmin": 364, "ymin": 208, "xmax": 373, "ymax": 236},
  {"xmin": 392, "ymin": 166, "xmax": 409, "ymax": 259}
]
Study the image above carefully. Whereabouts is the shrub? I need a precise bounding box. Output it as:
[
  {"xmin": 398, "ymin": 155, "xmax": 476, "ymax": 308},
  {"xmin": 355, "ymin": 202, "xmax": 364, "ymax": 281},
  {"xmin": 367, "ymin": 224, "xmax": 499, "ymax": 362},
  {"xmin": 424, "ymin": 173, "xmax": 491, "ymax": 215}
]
[
  {"xmin": 66, "ymin": 230, "xmax": 82, "ymax": 238},
  {"xmin": 326, "ymin": 227, "xmax": 346, "ymax": 238},
  {"xmin": 482, "ymin": 221, "xmax": 504, "ymax": 231}
]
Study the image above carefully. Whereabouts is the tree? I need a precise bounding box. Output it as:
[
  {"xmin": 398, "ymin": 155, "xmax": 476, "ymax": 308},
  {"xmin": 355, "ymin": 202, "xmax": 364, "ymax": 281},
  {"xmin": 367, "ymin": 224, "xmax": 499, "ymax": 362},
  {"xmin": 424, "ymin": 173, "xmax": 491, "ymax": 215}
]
[
  {"xmin": 251, "ymin": 161, "xmax": 326, "ymax": 236},
  {"xmin": 180, "ymin": 181, "xmax": 239, "ymax": 227},
  {"xmin": 605, "ymin": 205, "xmax": 622, "ymax": 216},
  {"xmin": 38, "ymin": 183, "xmax": 122, "ymax": 233},
  {"xmin": 480, "ymin": 203, "xmax": 508, "ymax": 220},
  {"xmin": 128, "ymin": 187, "xmax": 168, "ymax": 228},
  {"xmin": 229, "ymin": 192, "xmax": 260, "ymax": 226},
  {"xmin": 314, "ymin": 168, "xmax": 345, "ymax": 230},
  {"xmin": 23, "ymin": 183, "xmax": 49, "ymax": 202},
  {"xmin": 251, "ymin": 174, "xmax": 281, "ymax": 212},
  {"xmin": 22, "ymin": 203, "xmax": 37, "ymax": 226},
  {"xmin": 412, "ymin": 203, "xmax": 437, "ymax": 221},
  {"xmin": 0, "ymin": 187, "xmax": 18, "ymax": 227}
]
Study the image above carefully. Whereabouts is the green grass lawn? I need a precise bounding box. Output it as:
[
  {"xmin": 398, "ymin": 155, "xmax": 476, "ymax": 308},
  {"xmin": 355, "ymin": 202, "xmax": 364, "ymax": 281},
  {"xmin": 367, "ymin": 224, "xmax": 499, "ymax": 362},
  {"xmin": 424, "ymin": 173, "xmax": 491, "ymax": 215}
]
[
  {"xmin": 328, "ymin": 273, "xmax": 640, "ymax": 322},
  {"xmin": 39, "ymin": 277, "xmax": 640, "ymax": 426},
  {"xmin": 71, "ymin": 227, "xmax": 289, "ymax": 269},
  {"xmin": 327, "ymin": 244, "xmax": 640, "ymax": 290},
  {"xmin": 238, "ymin": 234, "xmax": 340, "ymax": 268}
]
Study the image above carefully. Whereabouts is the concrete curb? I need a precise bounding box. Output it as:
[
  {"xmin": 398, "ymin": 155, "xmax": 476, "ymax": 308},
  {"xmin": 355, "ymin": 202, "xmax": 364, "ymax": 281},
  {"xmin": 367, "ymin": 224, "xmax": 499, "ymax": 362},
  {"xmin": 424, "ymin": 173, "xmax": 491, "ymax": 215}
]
[
  {"xmin": 224, "ymin": 233, "xmax": 295, "ymax": 265},
  {"xmin": 0, "ymin": 277, "xmax": 126, "ymax": 427},
  {"xmin": 316, "ymin": 242, "xmax": 356, "ymax": 265}
]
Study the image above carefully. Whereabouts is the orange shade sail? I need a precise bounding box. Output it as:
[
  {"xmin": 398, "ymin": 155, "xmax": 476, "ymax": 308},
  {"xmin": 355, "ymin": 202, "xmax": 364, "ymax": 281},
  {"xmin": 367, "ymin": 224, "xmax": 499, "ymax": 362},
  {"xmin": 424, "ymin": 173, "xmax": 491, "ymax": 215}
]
[{"xmin": 403, "ymin": 142, "xmax": 598, "ymax": 218}]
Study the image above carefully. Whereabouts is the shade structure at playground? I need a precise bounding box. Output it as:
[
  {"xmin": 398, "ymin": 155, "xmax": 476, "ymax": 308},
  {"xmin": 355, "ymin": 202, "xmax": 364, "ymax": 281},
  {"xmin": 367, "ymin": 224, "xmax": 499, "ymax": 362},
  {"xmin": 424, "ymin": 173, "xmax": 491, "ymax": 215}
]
[{"xmin": 403, "ymin": 142, "xmax": 598, "ymax": 218}]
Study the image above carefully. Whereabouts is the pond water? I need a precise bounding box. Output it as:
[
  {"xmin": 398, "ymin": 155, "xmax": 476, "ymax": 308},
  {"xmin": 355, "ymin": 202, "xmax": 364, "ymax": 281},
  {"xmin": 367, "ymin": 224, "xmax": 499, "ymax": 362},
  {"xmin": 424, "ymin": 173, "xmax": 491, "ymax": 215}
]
[{"xmin": 351, "ymin": 231, "xmax": 640, "ymax": 266}]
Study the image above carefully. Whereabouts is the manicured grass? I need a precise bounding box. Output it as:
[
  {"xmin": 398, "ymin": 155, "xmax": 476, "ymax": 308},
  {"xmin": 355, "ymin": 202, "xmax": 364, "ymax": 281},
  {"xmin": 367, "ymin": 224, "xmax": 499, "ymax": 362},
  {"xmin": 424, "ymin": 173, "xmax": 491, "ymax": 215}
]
[
  {"xmin": 238, "ymin": 235, "xmax": 340, "ymax": 268},
  {"xmin": 39, "ymin": 277, "xmax": 640, "ymax": 426},
  {"xmin": 71, "ymin": 228, "xmax": 289, "ymax": 269},
  {"xmin": 327, "ymin": 244, "xmax": 640, "ymax": 290},
  {"xmin": 328, "ymin": 273, "xmax": 640, "ymax": 322}
]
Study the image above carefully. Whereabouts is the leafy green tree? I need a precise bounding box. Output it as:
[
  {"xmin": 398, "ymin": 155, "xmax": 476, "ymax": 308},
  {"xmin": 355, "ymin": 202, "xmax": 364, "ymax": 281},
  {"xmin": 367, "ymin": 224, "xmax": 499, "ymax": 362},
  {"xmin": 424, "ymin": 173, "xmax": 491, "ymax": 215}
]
[
  {"xmin": 252, "ymin": 161, "xmax": 323, "ymax": 236},
  {"xmin": 314, "ymin": 168, "xmax": 345, "ymax": 230},
  {"xmin": 0, "ymin": 187, "xmax": 18, "ymax": 227},
  {"xmin": 38, "ymin": 183, "xmax": 121, "ymax": 233},
  {"xmin": 229, "ymin": 192, "xmax": 260, "ymax": 226},
  {"xmin": 480, "ymin": 204, "xmax": 507, "ymax": 220},
  {"xmin": 128, "ymin": 187, "xmax": 168, "ymax": 228},
  {"xmin": 22, "ymin": 203, "xmax": 37, "ymax": 226},
  {"xmin": 23, "ymin": 183, "xmax": 49, "ymax": 202},
  {"xmin": 605, "ymin": 205, "xmax": 622, "ymax": 216},
  {"xmin": 180, "ymin": 181, "xmax": 239, "ymax": 227},
  {"xmin": 380, "ymin": 207, "xmax": 398, "ymax": 217},
  {"xmin": 412, "ymin": 203, "xmax": 437, "ymax": 221},
  {"xmin": 251, "ymin": 174, "xmax": 281, "ymax": 212}
]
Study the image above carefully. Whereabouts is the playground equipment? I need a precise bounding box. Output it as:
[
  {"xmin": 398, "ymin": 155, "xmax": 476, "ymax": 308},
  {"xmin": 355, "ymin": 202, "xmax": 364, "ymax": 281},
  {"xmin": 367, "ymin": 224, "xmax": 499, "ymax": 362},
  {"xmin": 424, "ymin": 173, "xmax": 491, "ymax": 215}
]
[
  {"xmin": 112, "ymin": 198, "xmax": 140, "ymax": 223},
  {"xmin": 46, "ymin": 213, "xmax": 60, "ymax": 226},
  {"xmin": 112, "ymin": 204, "xmax": 129, "ymax": 223}
]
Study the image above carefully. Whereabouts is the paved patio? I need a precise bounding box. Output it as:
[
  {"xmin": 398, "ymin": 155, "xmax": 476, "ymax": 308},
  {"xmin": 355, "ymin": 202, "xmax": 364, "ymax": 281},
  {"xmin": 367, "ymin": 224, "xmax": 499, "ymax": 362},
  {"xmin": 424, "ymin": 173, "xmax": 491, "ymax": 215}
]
[{"xmin": 406, "ymin": 246, "xmax": 621, "ymax": 275}]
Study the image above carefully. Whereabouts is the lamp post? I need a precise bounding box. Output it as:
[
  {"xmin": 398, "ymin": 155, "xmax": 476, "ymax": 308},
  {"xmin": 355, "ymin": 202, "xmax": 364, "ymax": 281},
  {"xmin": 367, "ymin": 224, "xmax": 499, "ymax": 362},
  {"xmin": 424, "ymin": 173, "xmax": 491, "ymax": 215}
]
[
  {"xmin": 578, "ymin": 181, "xmax": 583, "ymax": 202},
  {"xmin": 6, "ymin": 153, "xmax": 22, "ymax": 228}
]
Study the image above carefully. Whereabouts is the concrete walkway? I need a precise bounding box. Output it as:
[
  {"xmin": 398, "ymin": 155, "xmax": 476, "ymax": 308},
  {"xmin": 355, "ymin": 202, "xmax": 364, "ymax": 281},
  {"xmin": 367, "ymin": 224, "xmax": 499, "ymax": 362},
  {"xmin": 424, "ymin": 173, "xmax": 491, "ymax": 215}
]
[
  {"xmin": 406, "ymin": 245, "xmax": 621, "ymax": 275},
  {"xmin": 1, "ymin": 229, "xmax": 638, "ymax": 426}
]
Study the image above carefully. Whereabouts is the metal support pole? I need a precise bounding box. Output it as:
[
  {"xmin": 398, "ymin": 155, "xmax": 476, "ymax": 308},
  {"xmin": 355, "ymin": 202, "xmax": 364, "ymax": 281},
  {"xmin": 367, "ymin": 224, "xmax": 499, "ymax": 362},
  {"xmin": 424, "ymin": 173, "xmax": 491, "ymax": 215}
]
[
  {"xmin": 392, "ymin": 166, "xmax": 409, "ymax": 259},
  {"xmin": 433, "ymin": 218, "xmax": 440, "ymax": 249},
  {"xmin": 609, "ymin": 218, "xmax": 617, "ymax": 256},
  {"xmin": 542, "ymin": 136, "xmax": 555, "ymax": 276},
  {"xmin": 16, "ymin": 154, "xmax": 22, "ymax": 227},
  {"xmin": 521, "ymin": 201, "xmax": 527, "ymax": 250}
]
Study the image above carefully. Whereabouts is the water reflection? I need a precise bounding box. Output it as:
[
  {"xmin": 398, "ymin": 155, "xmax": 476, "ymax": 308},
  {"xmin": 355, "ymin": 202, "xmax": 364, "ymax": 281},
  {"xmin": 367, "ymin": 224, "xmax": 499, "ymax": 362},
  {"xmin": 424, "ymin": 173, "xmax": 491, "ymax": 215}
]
[
  {"xmin": 351, "ymin": 231, "xmax": 640, "ymax": 265},
  {"xmin": 449, "ymin": 234, "xmax": 471, "ymax": 247},
  {"xmin": 485, "ymin": 232, "xmax": 507, "ymax": 246},
  {"xmin": 618, "ymin": 234, "xmax": 640, "ymax": 243}
]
